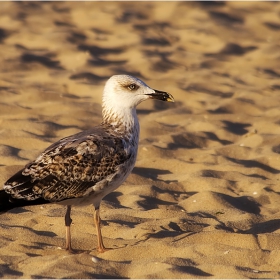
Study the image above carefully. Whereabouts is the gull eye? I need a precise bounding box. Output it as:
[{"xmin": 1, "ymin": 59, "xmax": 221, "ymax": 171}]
[{"xmin": 128, "ymin": 84, "xmax": 138, "ymax": 91}]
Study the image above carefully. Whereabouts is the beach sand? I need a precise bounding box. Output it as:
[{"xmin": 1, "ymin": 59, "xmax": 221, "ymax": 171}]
[{"xmin": 1, "ymin": 1, "xmax": 280, "ymax": 278}]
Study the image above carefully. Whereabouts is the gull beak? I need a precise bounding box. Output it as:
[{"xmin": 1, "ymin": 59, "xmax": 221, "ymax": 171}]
[{"xmin": 147, "ymin": 89, "xmax": 175, "ymax": 102}]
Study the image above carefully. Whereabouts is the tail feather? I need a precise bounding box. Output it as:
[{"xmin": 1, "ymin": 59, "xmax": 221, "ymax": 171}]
[
  {"xmin": 0, "ymin": 190, "xmax": 49, "ymax": 213},
  {"xmin": 5, "ymin": 167, "xmax": 32, "ymax": 187}
]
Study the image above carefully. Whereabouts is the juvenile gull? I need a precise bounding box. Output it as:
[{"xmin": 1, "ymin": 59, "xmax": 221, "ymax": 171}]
[{"xmin": 0, "ymin": 74, "xmax": 174, "ymax": 253}]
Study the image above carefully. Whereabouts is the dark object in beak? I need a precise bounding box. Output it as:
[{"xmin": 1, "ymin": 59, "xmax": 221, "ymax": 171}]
[{"xmin": 147, "ymin": 89, "xmax": 175, "ymax": 102}]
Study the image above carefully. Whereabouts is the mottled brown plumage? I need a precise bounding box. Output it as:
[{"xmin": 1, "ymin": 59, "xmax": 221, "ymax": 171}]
[{"xmin": 5, "ymin": 127, "xmax": 131, "ymax": 203}]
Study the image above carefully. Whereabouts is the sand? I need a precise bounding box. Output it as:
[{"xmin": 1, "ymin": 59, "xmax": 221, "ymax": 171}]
[{"xmin": 1, "ymin": 1, "xmax": 280, "ymax": 278}]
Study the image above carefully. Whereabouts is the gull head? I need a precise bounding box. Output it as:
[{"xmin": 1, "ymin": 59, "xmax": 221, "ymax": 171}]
[{"xmin": 102, "ymin": 75, "xmax": 174, "ymax": 110}]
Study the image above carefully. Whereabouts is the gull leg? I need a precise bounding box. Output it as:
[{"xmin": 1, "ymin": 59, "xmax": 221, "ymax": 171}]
[
  {"xmin": 65, "ymin": 205, "xmax": 74, "ymax": 253},
  {"xmin": 94, "ymin": 207, "xmax": 108, "ymax": 253}
]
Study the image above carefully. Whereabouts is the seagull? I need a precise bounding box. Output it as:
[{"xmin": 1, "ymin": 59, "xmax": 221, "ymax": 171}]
[{"xmin": 0, "ymin": 74, "xmax": 174, "ymax": 253}]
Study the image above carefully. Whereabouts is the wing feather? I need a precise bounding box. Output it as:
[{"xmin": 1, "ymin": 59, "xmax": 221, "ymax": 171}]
[{"xmin": 4, "ymin": 127, "xmax": 131, "ymax": 202}]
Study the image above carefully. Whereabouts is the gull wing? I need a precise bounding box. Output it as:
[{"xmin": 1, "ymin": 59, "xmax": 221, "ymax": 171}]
[{"xmin": 4, "ymin": 127, "xmax": 131, "ymax": 202}]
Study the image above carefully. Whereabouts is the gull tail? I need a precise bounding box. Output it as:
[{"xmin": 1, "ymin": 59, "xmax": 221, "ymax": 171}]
[{"xmin": 0, "ymin": 190, "xmax": 49, "ymax": 213}]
